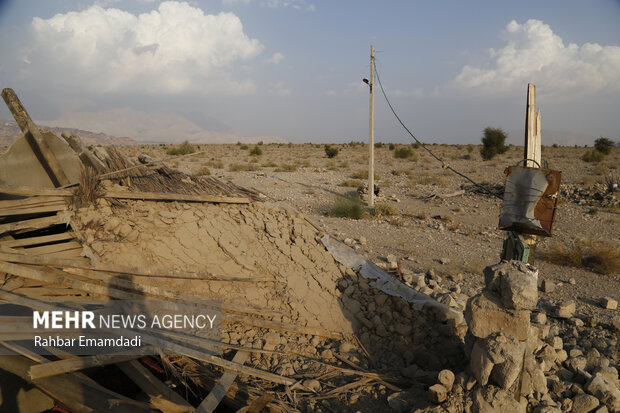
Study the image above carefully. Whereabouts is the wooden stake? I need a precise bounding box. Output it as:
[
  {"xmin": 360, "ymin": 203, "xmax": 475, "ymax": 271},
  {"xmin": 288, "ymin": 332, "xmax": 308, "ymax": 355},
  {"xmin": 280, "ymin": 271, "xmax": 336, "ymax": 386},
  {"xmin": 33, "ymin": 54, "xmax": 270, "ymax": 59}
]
[{"xmin": 524, "ymin": 84, "xmax": 541, "ymax": 167}]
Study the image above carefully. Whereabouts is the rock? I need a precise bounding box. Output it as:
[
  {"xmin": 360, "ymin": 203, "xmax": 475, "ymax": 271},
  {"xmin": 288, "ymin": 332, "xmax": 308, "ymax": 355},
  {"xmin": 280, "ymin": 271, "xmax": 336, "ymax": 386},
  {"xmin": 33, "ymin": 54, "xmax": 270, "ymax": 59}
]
[
  {"xmin": 600, "ymin": 297, "xmax": 618, "ymax": 310},
  {"xmin": 566, "ymin": 356, "xmax": 588, "ymax": 373},
  {"xmin": 358, "ymin": 236, "xmax": 367, "ymax": 245},
  {"xmin": 386, "ymin": 254, "xmax": 398, "ymax": 265},
  {"xmin": 465, "ymin": 292, "xmax": 530, "ymax": 341},
  {"xmin": 542, "ymin": 279, "xmax": 556, "ymax": 293},
  {"xmin": 585, "ymin": 373, "xmax": 620, "ymax": 411},
  {"xmin": 428, "ymin": 384, "xmax": 447, "ymax": 403},
  {"xmin": 471, "ymin": 386, "xmax": 523, "ymax": 413},
  {"xmin": 556, "ymin": 301, "xmax": 576, "ymax": 318},
  {"xmin": 138, "ymin": 153, "xmax": 154, "ymax": 164},
  {"xmin": 387, "ymin": 392, "xmax": 408, "ymax": 412},
  {"xmin": 438, "ymin": 369, "xmax": 455, "ymax": 391},
  {"xmin": 569, "ymin": 317, "xmax": 585, "ymax": 327},
  {"xmin": 569, "ymin": 278, "xmax": 577, "ymax": 285},
  {"xmin": 470, "ymin": 340, "xmax": 494, "ymax": 386},
  {"xmin": 499, "ymin": 264, "xmax": 538, "ymax": 310},
  {"xmin": 262, "ymin": 332, "xmax": 281, "ymax": 351},
  {"xmin": 549, "ymin": 336, "xmax": 563, "ymax": 350},
  {"xmin": 303, "ymin": 379, "xmax": 321, "ymax": 392},
  {"xmin": 571, "ymin": 394, "xmax": 600, "ymax": 413},
  {"xmin": 339, "ymin": 341, "xmax": 355, "ymax": 353},
  {"xmin": 532, "ymin": 312, "xmax": 547, "ymax": 324},
  {"xmin": 343, "ymin": 238, "xmax": 355, "ymax": 246}
]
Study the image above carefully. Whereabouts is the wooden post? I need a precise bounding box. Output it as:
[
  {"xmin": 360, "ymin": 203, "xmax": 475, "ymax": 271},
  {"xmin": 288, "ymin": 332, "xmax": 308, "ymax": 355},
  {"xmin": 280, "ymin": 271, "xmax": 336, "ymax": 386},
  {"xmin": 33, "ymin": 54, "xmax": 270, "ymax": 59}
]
[
  {"xmin": 524, "ymin": 84, "xmax": 541, "ymax": 168},
  {"xmin": 523, "ymin": 83, "xmax": 542, "ymax": 263},
  {"xmin": 368, "ymin": 45, "xmax": 375, "ymax": 207},
  {"xmin": 1, "ymin": 88, "xmax": 70, "ymax": 187}
]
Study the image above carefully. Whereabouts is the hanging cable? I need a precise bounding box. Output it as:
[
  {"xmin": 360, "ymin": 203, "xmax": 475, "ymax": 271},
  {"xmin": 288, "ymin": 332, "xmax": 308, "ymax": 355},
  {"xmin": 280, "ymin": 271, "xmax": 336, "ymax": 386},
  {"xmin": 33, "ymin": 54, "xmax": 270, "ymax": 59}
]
[{"xmin": 372, "ymin": 59, "xmax": 504, "ymax": 200}]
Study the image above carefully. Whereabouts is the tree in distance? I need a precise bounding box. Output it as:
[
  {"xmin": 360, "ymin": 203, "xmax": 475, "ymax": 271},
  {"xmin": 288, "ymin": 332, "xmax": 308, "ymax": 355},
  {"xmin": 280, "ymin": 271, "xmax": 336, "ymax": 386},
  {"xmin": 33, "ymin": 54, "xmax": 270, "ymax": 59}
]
[
  {"xmin": 480, "ymin": 127, "xmax": 508, "ymax": 160},
  {"xmin": 325, "ymin": 145, "xmax": 339, "ymax": 158},
  {"xmin": 594, "ymin": 137, "xmax": 615, "ymax": 155}
]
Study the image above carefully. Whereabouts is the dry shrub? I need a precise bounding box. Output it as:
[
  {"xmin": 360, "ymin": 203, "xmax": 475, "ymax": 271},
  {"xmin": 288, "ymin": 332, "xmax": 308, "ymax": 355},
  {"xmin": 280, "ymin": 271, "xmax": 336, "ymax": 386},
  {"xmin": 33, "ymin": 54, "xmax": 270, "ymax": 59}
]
[
  {"xmin": 275, "ymin": 164, "xmax": 297, "ymax": 172},
  {"xmin": 542, "ymin": 239, "xmax": 620, "ymax": 274},
  {"xmin": 339, "ymin": 179, "xmax": 362, "ymax": 187},
  {"xmin": 329, "ymin": 192, "xmax": 366, "ymax": 219},
  {"xmin": 72, "ymin": 166, "xmax": 103, "ymax": 208},
  {"xmin": 373, "ymin": 203, "xmax": 398, "ymax": 217}
]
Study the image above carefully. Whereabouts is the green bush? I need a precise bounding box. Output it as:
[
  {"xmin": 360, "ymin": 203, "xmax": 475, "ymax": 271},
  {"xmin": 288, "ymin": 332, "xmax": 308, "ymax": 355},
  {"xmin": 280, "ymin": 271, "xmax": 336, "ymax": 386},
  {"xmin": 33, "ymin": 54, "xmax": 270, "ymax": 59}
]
[
  {"xmin": 388, "ymin": 143, "xmax": 395, "ymax": 150},
  {"xmin": 166, "ymin": 141, "xmax": 195, "ymax": 156},
  {"xmin": 374, "ymin": 142, "xmax": 383, "ymax": 148},
  {"xmin": 329, "ymin": 192, "xmax": 365, "ymax": 219},
  {"xmin": 594, "ymin": 137, "xmax": 615, "ymax": 155},
  {"xmin": 582, "ymin": 149, "xmax": 605, "ymax": 163},
  {"xmin": 394, "ymin": 146, "xmax": 414, "ymax": 159},
  {"xmin": 249, "ymin": 145, "xmax": 262, "ymax": 156},
  {"xmin": 325, "ymin": 145, "xmax": 339, "ymax": 158},
  {"xmin": 480, "ymin": 127, "xmax": 508, "ymax": 160},
  {"xmin": 411, "ymin": 142, "xmax": 421, "ymax": 149}
]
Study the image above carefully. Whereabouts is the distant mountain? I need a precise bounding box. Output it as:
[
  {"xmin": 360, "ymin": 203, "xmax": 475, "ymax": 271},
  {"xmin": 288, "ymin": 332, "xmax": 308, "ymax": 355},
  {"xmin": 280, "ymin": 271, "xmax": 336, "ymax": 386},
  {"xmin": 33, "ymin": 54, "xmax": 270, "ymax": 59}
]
[{"xmin": 0, "ymin": 119, "xmax": 137, "ymax": 146}]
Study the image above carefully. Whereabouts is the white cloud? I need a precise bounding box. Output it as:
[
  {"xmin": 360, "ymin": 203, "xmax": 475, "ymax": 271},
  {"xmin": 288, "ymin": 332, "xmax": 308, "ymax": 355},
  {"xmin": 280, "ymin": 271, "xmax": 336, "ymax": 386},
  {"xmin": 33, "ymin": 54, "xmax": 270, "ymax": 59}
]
[
  {"xmin": 448, "ymin": 19, "xmax": 620, "ymax": 97},
  {"xmin": 272, "ymin": 81, "xmax": 291, "ymax": 95},
  {"xmin": 264, "ymin": 52, "xmax": 284, "ymax": 64},
  {"xmin": 26, "ymin": 1, "xmax": 264, "ymax": 95},
  {"xmin": 261, "ymin": 0, "xmax": 314, "ymax": 10},
  {"xmin": 222, "ymin": 0, "xmax": 251, "ymax": 4}
]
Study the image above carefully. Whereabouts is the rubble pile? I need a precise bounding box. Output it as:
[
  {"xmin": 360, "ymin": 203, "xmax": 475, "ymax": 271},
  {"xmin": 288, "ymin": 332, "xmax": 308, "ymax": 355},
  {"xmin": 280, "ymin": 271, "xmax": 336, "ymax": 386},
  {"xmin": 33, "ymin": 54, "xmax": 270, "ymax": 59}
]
[{"xmin": 561, "ymin": 183, "xmax": 619, "ymax": 209}]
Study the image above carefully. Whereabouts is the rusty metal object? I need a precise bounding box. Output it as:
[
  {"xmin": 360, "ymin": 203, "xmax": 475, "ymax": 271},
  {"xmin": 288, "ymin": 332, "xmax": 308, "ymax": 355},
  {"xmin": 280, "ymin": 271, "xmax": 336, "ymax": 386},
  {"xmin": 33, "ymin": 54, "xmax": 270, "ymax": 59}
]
[{"xmin": 499, "ymin": 166, "xmax": 561, "ymax": 237}]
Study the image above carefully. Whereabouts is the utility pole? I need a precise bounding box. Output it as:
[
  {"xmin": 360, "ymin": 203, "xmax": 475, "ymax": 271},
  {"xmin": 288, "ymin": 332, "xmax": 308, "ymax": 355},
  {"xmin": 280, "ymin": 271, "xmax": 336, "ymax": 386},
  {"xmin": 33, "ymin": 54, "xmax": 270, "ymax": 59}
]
[{"xmin": 368, "ymin": 45, "xmax": 375, "ymax": 207}]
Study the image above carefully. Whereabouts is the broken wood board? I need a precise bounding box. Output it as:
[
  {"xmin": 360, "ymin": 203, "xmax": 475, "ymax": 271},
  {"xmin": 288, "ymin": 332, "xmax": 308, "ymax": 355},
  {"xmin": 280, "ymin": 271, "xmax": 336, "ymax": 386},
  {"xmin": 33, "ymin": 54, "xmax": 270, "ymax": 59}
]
[{"xmin": 196, "ymin": 350, "xmax": 250, "ymax": 413}]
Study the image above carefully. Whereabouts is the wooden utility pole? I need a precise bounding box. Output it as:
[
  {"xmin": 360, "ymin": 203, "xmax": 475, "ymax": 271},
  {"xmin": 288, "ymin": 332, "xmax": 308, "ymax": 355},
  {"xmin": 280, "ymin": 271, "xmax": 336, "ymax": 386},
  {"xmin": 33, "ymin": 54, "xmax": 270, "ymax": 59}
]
[
  {"xmin": 368, "ymin": 45, "xmax": 375, "ymax": 207},
  {"xmin": 523, "ymin": 83, "xmax": 542, "ymax": 262}
]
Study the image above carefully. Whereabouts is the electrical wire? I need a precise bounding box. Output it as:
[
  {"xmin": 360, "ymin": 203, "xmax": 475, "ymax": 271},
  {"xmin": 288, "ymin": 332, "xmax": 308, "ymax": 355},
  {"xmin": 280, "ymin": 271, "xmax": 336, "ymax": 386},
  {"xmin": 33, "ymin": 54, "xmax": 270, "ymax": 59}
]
[{"xmin": 372, "ymin": 59, "xmax": 504, "ymax": 200}]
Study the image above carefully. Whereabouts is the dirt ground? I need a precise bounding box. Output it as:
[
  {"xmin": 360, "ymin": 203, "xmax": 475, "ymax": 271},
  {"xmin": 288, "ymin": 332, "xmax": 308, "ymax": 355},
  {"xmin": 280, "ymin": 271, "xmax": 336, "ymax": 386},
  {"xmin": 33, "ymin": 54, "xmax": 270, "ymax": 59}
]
[{"xmin": 111, "ymin": 142, "xmax": 619, "ymax": 326}]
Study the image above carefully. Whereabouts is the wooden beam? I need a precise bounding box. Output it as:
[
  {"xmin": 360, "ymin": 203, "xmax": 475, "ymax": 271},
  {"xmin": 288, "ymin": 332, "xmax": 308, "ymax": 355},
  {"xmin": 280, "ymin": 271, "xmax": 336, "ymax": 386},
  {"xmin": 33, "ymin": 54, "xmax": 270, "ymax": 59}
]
[
  {"xmin": 1, "ymin": 232, "xmax": 75, "ymax": 248},
  {"xmin": 196, "ymin": 351, "xmax": 250, "ymax": 413},
  {"xmin": 0, "ymin": 354, "xmax": 151, "ymax": 413},
  {"xmin": 28, "ymin": 353, "xmax": 147, "ymax": 381},
  {"xmin": 0, "ymin": 186, "xmax": 74, "ymax": 197},
  {"xmin": 61, "ymin": 132, "xmax": 107, "ymax": 174},
  {"xmin": 0, "ymin": 203, "xmax": 67, "ymax": 216},
  {"xmin": 104, "ymin": 190, "xmax": 250, "ymax": 204},
  {"xmin": 0, "ymin": 196, "xmax": 66, "ymax": 209},
  {"xmin": 1, "ymin": 88, "xmax": 70, "ymax": 187},
  {"xmin": 0, "ymin": 214, "xmax": 66, "ymax": 235},
  {"xmin": 524, "ymin": 83, "xmax": 541, "ymax": 167},
  {"xmin": 117, "ymin": 360, "xmax": 194, "ymax": 413}
]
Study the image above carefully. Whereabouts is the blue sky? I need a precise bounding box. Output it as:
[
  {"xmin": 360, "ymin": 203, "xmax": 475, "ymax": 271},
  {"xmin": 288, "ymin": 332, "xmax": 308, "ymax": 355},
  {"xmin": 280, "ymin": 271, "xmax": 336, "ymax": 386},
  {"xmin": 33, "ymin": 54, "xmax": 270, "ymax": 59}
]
[{"xmin": 0, "ymin": 0, "xmax": 619, "ymax": 144}]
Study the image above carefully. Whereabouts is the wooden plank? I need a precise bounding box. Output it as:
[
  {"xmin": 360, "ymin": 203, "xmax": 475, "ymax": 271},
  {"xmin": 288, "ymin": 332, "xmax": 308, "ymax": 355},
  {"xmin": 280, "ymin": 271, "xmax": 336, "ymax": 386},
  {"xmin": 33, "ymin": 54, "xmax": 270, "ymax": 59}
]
[
  {"xmin": 117, "ymin": 360, "xmax": 194, "ymax": 413},
  {"xmin": 0, "ymin": 196, "xmax": 66, "ymax": 209},
  {"xmin": 1, "ymin": 88, "xmax": 70, "ymax": 187},
  {"xmin": 0, "ymin": 186, "xmax": 74, "ymax": 197},
  {"xmin": 0, "ymin": 203, "xmax": 67, "ymax": 216},
  {"xmin": 29, "ymin": 353, "xmax": 146, "ymax": 381},
  {"xmin": 246, "ymin": 393, "xmax": 274, "ymax": 413},
  {"xmin": 20, "ymin": 241, "xmax": 83, "ymax": 255},
  {"xmin": 0, "ymin": 250, "xmax": 272, "ymax": 281},
  {"xmin": 196, "ymin": 350, "xmax": 250, "ymax": 413},
  {"xmin": 0, "ymin": 214, "xmax": 66, "ymax": 234},
  {"xmin": 0, "ymin": 354, "xmax": 151, "ymax": 413},
  {"xmin": 0, "ymin": 259, "xmax": 276, "ymax": 318},
  {"xmin": 104, "ymin": 190, "xmax": 250, "ymax": 204},
  {"xmin": 1, "ymin": 232, "xmax": 75, "ymax": 248}
]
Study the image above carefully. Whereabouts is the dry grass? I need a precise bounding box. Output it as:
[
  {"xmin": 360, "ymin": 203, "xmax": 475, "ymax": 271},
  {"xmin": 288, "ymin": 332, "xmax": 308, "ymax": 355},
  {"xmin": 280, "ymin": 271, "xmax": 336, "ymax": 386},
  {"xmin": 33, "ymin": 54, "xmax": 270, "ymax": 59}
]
[
  {"xmin": 339, "ymin": 179, "xmax": 362, "ymax": 187},
  {"xmin": 72, "ymin": 166, "xmax": 103, "ymax": 208},
  {"xmin": 542, "ymin": 239, "xmax": 620, "ymax": 274},
  {"xmin": 373, "ymin": 203, "xmax": 398, "ymax": 217},
  {"xmin": 228, "ymin": 163, "xmax": 258, "ymax": 172}
]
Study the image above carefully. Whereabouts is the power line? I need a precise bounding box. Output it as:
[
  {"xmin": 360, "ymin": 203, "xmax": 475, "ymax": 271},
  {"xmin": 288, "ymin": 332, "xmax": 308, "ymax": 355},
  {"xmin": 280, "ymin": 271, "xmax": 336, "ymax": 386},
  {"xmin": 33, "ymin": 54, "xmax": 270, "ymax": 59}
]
[{"xmin": 372, "ymin": 59, "xmax": 504, "ymax": 200}]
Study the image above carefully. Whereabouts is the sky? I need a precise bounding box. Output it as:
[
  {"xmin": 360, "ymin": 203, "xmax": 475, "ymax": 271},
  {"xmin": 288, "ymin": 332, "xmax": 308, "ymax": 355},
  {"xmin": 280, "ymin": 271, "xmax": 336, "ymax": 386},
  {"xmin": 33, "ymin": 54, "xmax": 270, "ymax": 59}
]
[{"xmin": 0, "ymin": 0, "xmax": 619, "ymax": 144}]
